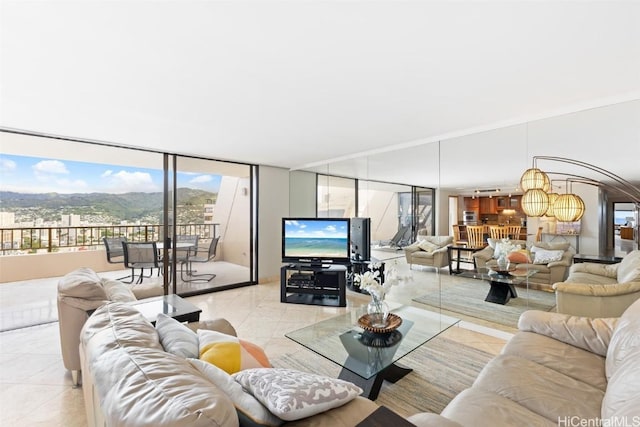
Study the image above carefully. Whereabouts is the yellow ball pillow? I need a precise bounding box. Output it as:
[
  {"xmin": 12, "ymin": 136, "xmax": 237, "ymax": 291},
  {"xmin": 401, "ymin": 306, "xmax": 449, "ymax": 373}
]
[{"xmin": 198, "ymin": 329, "xmax": 271, "ymax": 374}]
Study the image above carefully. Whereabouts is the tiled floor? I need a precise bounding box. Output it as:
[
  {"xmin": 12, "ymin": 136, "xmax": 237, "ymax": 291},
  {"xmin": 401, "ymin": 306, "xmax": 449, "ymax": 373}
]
[{"xmin": 0, "ymin": 260, "xmax": 512, "ymax": 426}]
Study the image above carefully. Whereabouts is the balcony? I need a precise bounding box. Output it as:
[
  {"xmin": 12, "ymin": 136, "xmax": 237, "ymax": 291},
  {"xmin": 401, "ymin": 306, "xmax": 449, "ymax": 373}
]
[{"xmin": 0, "ymin": 223, "xmax": 252, "ymax": 332}]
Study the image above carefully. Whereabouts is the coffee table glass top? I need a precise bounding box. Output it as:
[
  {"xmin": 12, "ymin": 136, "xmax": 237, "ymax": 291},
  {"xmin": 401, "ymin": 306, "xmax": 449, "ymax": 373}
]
[
  {"xmin": 455, "ymin": 267, "xmax": 536, "ymax": 285},
  {"xmin": 285, "ymin": 304, "xmax": 459, "ymax": 379}
]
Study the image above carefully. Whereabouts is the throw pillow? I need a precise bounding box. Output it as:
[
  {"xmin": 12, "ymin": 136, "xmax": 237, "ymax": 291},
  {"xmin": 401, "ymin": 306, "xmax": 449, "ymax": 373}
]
[
  {"xmin": 531, "ymin": 247, "xmax": 564, "ymax": 264},
  {"xmin": 198, "ymin": 329, "xmax": 271, "ymax": 374},
  {"xmin": 493, "ymin": 239, "xmax": 520, "ymax": 259},
  {"xmin": 232, "ymin": 368, "xmax": 363, "ymax": 421},
  {"xmin": 507, "ymin": 249, "xmax": 532, "ymax": 264},
  {"xmin": 188, "ymin": 359, "xmax": 283, "ymax": 427},
  {"xmin": 156, "ymin": 313, "xmax": 199, "ymax": 359},
  {"xmin": 417, "ymin": 240, "xmax": 439, "ymax": 253}
]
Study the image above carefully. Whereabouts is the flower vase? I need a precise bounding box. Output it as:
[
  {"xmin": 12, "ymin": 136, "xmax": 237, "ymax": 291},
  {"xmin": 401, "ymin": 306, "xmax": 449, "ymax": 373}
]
[
  {"xmin": 367, "ymin": 294, "xmax": 390, "ymax": 328},
  {"xmin": 497, "ymin": 254, "xmax": 508, "ymax": 271}
]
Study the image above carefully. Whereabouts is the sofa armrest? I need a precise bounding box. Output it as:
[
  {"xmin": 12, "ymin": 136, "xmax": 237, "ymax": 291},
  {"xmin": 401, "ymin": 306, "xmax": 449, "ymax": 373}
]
[
  {"xmin": 517, "ymin": 310, "xmax": 618, "ymax": 356},
  {"xmin": 553, "ymin": 281, "xmax": 640, "ymax": 296},
  {"xmin": 472, "ymin": 246, "xmax": 493, "ymax": 262},
  {"xmin": 186, "ymin": 318, "xmax": 237, "ymax": 337},
  {"xmin": 569, "ymin": 262, "xmax": 618, "ymax": 278},
  {"xmin": 407, "ymin": 413, "xmax": 463, "ymax": 427}
]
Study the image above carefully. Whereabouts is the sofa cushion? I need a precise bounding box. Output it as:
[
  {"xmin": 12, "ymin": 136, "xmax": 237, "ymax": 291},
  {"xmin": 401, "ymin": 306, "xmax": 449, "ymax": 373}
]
[
  {"xmin": 440, "ymin": 388, "xmax": 556, "ymax": 427},
  {"xmin": 532, "ymin": 241, "xmax": 571, "ymax": 251},
  {"xmin": 473, "ymin": 354, "xmax": 604, "ymax": 421},
  {"xmin": 605, "ymin": 298, "xmax": 640, "ymax": 380},
  {"xmin": 188, "ymin": 359, "xmax": 283, "ymax": 427},
  {"xmin": 233, "ymin": 368, "xmax": 362, "ymax": 422},
  {"xmin": 531, "ymin": 247, "xmax": 564, "ymax": 264},
  {"xmin": 198, "ymin": 329, "xmax": 271, "ymax": 374},
  {"xmin": 101, "ymin": 279, "xmax": 137, "ymax": 302},
  {"xmin": 617, "ymin": 249, "xmax": 640, "ymax": 283},
  {"xmin": 58, "ymin": 267, "xmax": 107, "ymax": 300},
  {"xmin": 564, "ymin": 271, "xmax": 618, "ymax": 285},
  {"xmin": 501, "ymin": 331, "xmax": 607, "ymax": 391},
  {"xmin": 156, "ymin": 313, "xmax": 199, "ymax": 359}
]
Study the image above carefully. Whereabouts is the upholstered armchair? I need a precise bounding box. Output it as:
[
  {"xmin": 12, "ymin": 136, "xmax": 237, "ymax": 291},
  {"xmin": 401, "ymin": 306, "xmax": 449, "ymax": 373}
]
[
  {"xmin": 404, "ymin": 235, "xmax": 453, "ymax": 270},
  {"xmin": 553, "ymin": 249, "xmax": 640, "ymax": 317}
]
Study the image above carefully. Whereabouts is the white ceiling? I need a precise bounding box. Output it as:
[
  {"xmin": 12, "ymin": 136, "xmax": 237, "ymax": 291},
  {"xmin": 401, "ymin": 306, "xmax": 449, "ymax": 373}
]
[{"xmin": 1, "ymin": 1, "xmax": 639, "ymax": 192}]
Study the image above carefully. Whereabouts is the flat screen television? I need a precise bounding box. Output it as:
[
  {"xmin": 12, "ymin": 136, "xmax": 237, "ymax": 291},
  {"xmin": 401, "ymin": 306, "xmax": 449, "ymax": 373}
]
[
  {"xmin": 282, "ymin": 218, "xmax": 351, "ymax": 266},
  {"xmin": 350, "ymin": 217, "xmax": 371, "ymax": 261}
]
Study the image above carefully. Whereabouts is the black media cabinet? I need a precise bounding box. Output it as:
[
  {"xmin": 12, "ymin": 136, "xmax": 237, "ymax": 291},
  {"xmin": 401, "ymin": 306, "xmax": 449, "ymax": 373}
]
[{"xmin": 280, "ymin": 264, "xmax": 347, "ymax": 307}]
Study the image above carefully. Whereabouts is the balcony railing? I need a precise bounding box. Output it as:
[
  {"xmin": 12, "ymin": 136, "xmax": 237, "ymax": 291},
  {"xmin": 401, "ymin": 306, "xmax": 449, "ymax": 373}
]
[{"xmin": 0, "ymin": 223, "xmax": 219, "ymax": 255}]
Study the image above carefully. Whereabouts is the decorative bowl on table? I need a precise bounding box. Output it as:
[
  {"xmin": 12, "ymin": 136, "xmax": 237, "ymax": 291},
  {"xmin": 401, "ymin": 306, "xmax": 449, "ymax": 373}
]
[{"xmin": 357, "ymin": 312, "xmax": 402, "ymax": 334}]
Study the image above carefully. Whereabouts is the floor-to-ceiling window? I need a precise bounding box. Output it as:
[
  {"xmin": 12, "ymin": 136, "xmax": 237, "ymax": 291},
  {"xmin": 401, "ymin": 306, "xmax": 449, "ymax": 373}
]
[{"xmin": 0, "ymin": 130, "xmax": 257, "ymax": 330}]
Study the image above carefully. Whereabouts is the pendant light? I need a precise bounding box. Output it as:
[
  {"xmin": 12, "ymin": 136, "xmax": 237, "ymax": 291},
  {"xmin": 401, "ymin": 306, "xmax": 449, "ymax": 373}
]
[
  {"xmin": 521, "ymin": 188, "xmax": 549, "ymax": 217},
  {"xmin": 554, "ymin": 193, "xmax": 585, "ymax": 221}
]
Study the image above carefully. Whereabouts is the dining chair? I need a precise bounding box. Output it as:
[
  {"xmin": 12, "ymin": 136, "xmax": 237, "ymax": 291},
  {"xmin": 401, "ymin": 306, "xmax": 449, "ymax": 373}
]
[
  {"xmin": 466, "ymin": 225, "xmax": 486, "ymax": 249},
  {"xmin": 535, "ymin": 226, "xmax": 543, "ymax": 242},
  {"xmin": 103, "ymin": 236, "xmax": 132, "ymax": 281},
  {"xmin": 122, "ymin": 241, "xmax": 160, "ymax": 284},
  {"xmin": 452, "ymin": 224, "xmax": 468, "ymax": 247},
  {"xmin": 183, "ymin": 237, "xmax": 219, "ymax": 282},
  {"xmin": 489, "ymin": 226, "xmax": 509, "ymax": 240},
  {"xmin": 506, "ymin": 225, "xmax": 522, "ymax": 240}
]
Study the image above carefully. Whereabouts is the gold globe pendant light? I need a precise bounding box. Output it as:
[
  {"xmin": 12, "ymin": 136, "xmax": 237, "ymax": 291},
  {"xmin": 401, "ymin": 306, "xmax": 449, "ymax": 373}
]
[
  {"xmin": 521, "ymin": 188, "xmax": 550, "ymax": 217},
  {"xmin": 545, "ymin": 192, "xmax": 559, "ymax": 217},
  {"xmin": 520, "ymin": 168, "xmax": 550, "ymax": 191},
  {"xmin": 554, "ymin": 193, "xmax": 585, "ymax": 221}
]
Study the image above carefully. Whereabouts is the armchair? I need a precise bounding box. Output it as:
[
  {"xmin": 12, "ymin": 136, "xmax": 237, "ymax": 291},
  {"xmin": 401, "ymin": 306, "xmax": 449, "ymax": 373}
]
[
  {"xmin": 553, "ymin": 249, "xmax": 640, "ymax": 317},
  {"xmin": 404, "ymin": 235, "xmax": 453, "ymax": 270}
]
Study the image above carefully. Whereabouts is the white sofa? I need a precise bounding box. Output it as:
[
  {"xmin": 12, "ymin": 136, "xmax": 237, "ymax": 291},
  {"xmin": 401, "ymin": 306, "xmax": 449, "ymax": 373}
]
[
  {"xmin": 473, "ymin": 239, "xmax": 574, "ymax": 290},
  {"xmin": 408, "ymin": 298, "xmax": 640, "ymax": 426},
  {"xmin": 57, "ymin": 267, "xmax": 163, "ymax": 386},
  {"xmin": 553, "ymin": 249, "xmax": 640, "ymax": 317},
  {"xmin": 80, "ymin": 302, "xmax": 380, "ymax": 427}
]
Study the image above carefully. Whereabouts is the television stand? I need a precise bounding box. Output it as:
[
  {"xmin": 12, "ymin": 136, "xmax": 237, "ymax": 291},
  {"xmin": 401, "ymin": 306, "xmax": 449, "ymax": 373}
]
[{"xmin": 280, "ymin": 264, "xmax": 347, "ymax": 307}]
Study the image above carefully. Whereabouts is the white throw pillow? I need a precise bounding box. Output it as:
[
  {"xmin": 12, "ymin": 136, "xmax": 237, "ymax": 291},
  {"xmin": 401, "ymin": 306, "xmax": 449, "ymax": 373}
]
[
  {"xmin": 532, "ymin": 247, "xmax": 564, "ymax": 264},
  {"xmin": 418, "ymin": 240, "xmax": 439, "ymax": 253},
  {"xmin": 188, "ymin": 359, "xmax": 283, "ymax": 427},
  {"xmin": 156, "ymin": 313, "xmax": 199, "ymax": 359},
  {"xmin": 232, "ymin": 368, "xmax": 362, "ymax": 421},
  {"xmin": 493, "ymin": 239, "xmax": 520, "ymax": 259}
]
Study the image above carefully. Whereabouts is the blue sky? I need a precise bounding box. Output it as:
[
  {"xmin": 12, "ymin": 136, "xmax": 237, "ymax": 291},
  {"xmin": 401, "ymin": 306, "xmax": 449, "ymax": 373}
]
[
  {"xmin": 284, "ymin": 219, "xmax": 349, "ymax": 238},
  {"xmin": 0, "ymin": 154, "xmax": 221, "ymax": 194}
]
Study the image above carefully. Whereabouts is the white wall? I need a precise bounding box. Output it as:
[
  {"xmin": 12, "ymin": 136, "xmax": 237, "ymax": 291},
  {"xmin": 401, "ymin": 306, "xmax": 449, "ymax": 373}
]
[{"xmin": 257, "ymin": 166, "xmax": 290, "ymax": 282}]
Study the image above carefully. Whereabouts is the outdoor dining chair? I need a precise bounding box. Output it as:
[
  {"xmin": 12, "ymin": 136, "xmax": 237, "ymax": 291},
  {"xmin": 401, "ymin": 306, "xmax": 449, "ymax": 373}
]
[
  {"xmin": 183, "ymin": 237, "xmax": 219, "ymax": 282},
  {"xmin": 122, "ymin": 241, "xmax": 160, "ymax": 284},
  {"xmin": 103, "ymin": 236, "xmax": 132, "ymax": 281}
]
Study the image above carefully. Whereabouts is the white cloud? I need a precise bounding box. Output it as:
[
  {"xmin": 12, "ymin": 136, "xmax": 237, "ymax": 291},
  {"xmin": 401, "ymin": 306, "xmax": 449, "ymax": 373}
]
[
  {"xmin": 0, "ymin": 158, "xmax": 17, "ymax": 173},
  {"xmin": 56, "ymin": 178, "xmax": 89, "ymax": 192},
  {"xmin": 101, "ymin": 170, "xmax": 113, "ymax": 178},
  {"xmin": 102, "ymin": 170, "xmax": 159, "ymax": 193},
  {"xmin": 32, "ymin": 160, "xmax": 69, "ymax": 175}
]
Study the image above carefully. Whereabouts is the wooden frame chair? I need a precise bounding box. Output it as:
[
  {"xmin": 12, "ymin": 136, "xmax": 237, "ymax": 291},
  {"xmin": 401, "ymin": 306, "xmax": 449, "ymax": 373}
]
[
  {"xmin": 466, "ymin": 225, "xmax": 486, "ymax": 249},
  {"xmin": 489, "ymin": 226, "xmax": 509, "ymax": 240}
]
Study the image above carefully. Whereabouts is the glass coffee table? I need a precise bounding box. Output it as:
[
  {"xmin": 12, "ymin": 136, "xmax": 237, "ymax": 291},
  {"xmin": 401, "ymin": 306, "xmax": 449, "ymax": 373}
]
[
  {"xmin": 286, "ymin": 304, "xmax": 459, "ymax": 400},
  {"xmin": 456, "ymin": 267, "xmax": 537, "ymax": 305}
]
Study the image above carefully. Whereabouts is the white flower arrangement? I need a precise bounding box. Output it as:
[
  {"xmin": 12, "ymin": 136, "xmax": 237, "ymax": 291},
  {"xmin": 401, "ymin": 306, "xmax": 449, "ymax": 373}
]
[{"xmin": 354, "ymin": 261, "xmax": 409, "ymax": 300}]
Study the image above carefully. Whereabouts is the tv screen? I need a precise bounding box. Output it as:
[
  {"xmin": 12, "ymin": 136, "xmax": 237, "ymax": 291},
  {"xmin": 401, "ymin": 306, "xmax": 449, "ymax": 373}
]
[{"xmin": 282, "ymin": 218, "xmax": 351, "ymax": 265}]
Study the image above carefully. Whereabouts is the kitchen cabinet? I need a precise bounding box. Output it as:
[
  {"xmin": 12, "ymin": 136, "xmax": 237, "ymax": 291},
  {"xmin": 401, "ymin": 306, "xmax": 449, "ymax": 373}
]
[
  {"xmin": 464, "ymin": 197, "xmax": 479, "ymax": 212},
  {"xmin": 496, "ymin": 196, "xmax": 521, "ymax": 211},
  {"xmin": 479, "ymin": 197, "xmax": 497, "ymax": 214}
]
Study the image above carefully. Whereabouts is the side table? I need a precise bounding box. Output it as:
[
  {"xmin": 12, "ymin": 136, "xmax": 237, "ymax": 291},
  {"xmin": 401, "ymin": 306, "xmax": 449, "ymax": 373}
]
[
  {"xmin": 447, "ymin": 245, "xmax": 482, "ymax": 275},
  {"xmin": 573, "ymin": 254, "xmax": 623, "ymax": 265}
]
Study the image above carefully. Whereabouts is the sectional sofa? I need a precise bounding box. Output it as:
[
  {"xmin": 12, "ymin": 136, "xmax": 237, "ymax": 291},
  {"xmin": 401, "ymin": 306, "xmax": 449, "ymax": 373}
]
[{"xmin": 79, "ymin": 293, "xmax": 640, "ymax": 426}]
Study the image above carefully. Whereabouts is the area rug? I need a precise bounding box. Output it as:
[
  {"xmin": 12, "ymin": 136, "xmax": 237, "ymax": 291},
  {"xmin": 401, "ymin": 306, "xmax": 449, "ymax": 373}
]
[
  {"xmin": 272, "ymin": 336, "xmax": 493, "ymax": 418},
  {"xmin": 412, "ymin": 280, "xmax": 556, "ymax": 329}
]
